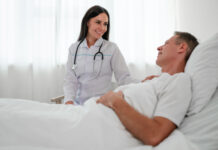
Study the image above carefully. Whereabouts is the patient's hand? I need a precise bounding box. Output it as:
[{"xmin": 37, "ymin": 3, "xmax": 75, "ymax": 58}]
[
  {"xmin": 96, "ymin": 91, "xmax": 124, "ymax": 109},
  {"xmin": 65, "ymin": 101, "xmax": 74, "ymax": 105},
  {"xmin": 142, "ymin": 75, "xmax": 159, "ymax": 82}
]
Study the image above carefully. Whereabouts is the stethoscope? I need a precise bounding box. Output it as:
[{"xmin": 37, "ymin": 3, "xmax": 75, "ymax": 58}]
[{"xmin": 72, "ymin": 39, "xmax": 104, "ymax": 78}]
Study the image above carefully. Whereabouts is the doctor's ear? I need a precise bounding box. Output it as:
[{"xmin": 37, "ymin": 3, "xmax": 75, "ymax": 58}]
[{"xmin": 87, "ymin": 20, "xmax": 91, "ymax": 27}]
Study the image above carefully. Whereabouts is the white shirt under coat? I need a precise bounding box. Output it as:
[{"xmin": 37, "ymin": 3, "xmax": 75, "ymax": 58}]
[{"xmin": 64, "ymin": 38, "xmax": 138, "ymax": 105}]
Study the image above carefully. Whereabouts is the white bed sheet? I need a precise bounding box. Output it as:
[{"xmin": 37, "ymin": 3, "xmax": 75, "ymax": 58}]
[
  {"xmin": 0, "ymin": 98, "xmax": 146, "ymax": 150},
  {"xmin": 0, "ymin": 97, "xmax": 199, "ymax": 150},
  {"xmin": 1, "ymin": 85, "xmax": 217, "ymax": 150}
]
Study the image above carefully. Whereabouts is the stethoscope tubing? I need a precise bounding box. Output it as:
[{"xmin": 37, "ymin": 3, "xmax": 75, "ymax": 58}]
[{"xmin": 74, "ymin": 40, "xmax": 104, "ymax": 66}]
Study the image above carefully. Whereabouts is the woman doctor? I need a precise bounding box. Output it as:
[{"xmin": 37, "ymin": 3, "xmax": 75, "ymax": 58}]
[{"xmin": 64, "ymin": 5, "xmax": 138, "ymax": 105}]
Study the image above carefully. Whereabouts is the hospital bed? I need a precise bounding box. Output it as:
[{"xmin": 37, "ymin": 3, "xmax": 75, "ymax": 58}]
[{"xmin": 0, "ymin": 33, "xmax": 218, "ymax": 150}]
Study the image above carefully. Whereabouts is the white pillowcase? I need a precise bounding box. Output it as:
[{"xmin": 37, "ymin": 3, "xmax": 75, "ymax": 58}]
[{"xmin": 185, "ymin": 33, "xmax": 218, "ymax": 116}]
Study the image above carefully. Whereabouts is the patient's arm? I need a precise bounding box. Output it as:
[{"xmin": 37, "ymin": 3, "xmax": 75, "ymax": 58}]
[{"xmin": 97, "ymin": 91, "xmax": 176, "ymax": 146}]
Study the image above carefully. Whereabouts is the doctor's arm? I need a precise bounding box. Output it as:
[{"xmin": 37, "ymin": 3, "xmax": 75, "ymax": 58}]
[
  {"xmin": 63, "ymin": 46, "xmax": 79, "ymax": 104},
  {"xmin": 96, "ymin": 91, "xmax": 176, "ymax": 146},
  {"xmin": 111, "ymin": 45, "xmax": 139, "ymax": 85}
]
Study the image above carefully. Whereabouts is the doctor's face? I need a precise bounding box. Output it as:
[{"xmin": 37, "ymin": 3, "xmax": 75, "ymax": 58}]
[
  {"xmin": 156, "ymin": 35, "xmax": 180, "ymax": 67},
  {"xmin": 87, "ymin": 13, "xmax": 108, "ymax": 41}
]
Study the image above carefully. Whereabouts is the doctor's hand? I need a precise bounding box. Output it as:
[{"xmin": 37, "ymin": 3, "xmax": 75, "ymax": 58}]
[
  {"xmin": 96, "ymin": 91, "xmax": 124, "ymax": 109},
  {"xmin": 65, "ymin": 101, "xmax": 74, "ymax": 105},
  {"xmin": 142, "ymin": 75, "xmax": 159, "ymax": 82}
]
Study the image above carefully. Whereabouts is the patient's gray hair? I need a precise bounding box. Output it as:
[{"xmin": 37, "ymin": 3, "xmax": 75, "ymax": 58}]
[{"xmin": 174, "ymin": 31, "xmax": 199, "ymax": 62}]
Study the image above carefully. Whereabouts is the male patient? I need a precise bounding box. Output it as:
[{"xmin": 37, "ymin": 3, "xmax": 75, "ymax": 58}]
[{"xmin": 97, "ymin": 31, "xmax": 199, "ymax": 146}]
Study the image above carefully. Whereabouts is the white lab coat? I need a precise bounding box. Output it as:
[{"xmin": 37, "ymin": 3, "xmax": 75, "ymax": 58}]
[{"xmin": 63, "ymin": 38, "xmax": 138, "ymax": 104}]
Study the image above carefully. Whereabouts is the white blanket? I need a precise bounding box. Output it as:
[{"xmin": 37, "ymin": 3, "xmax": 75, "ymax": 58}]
[{"xmin": 0, "ymin": 83, "xmax": 198, "ymax": 150}]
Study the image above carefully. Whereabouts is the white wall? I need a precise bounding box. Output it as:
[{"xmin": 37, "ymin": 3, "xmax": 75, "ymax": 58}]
[{"xmin": 176, "ymin": 0, "xmax": 218, "ymax": 42}]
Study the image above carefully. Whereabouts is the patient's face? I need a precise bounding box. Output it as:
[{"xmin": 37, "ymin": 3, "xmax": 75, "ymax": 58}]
[{"xmin": 156, "ymin": 35, "xmax": 179, "ymax": 66}]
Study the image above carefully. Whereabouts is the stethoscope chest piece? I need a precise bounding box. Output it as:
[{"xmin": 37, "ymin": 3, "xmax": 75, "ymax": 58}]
[{"xmin": 72, "ymin": 64, "xmax": 77, "ymax": 70}]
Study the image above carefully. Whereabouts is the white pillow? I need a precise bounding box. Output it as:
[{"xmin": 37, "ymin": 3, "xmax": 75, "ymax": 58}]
[
  {"xmin": 185, "ymin": 33, "xmax": 218, "ymax": 116},
  {"xmin": 179, "ymin": 88, "xmax": 218, "ymax": 150}
]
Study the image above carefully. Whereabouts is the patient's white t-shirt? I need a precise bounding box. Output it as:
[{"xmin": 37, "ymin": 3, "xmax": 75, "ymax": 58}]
[{"xmin": 115, "ymin": 72, "xmax": 192, "ymax": 127}]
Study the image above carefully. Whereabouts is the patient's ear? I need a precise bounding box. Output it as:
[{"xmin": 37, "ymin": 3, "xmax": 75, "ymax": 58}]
[{"xmin": 177, "ymin": 42, "xmax": 188, "ymax": 54}]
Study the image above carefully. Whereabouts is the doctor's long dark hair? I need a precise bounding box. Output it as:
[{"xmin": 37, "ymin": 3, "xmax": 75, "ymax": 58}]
[{"xmin": 77, "ymin": 5, "xmax": 110, "ymax": 41}]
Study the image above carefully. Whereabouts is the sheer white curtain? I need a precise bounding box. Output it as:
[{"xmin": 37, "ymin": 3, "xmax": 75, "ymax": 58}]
[
  {"xmin": 112, "ymin": 0, "xmax": 176, "ymax": 64},
  {"xmin": 0, "ymin": 0, "xmax": 176, "ymax": 102}
]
